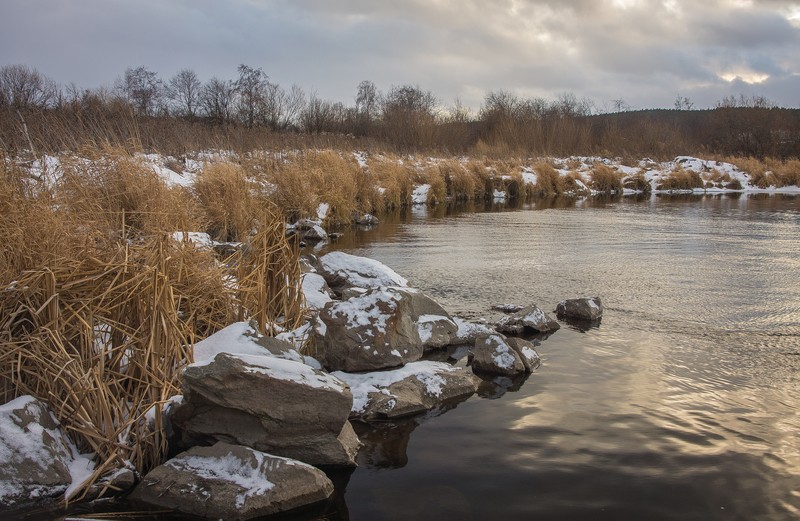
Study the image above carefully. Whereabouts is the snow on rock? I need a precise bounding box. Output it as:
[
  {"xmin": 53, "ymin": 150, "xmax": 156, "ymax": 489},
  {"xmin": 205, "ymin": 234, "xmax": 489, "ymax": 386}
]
[
  {"xmin": 496, "ymin": 304, "xmax": 560, "ymax": 335},
  {"xmin": 314, "ymin": 288, "xmax": 423, "ymax": 372},
  {"xmin": 131, "ymin": 442, "xmax": 334, "ymax": 520},
  {"xmin": 0, "ymin": 396, "xmax": 95, "ymax": 506},
  {"xmin": 412, "ymin": 184, "xmax": 431, "ymax": 205},
  {"xmin": 521, "ymin": 168, "xmax": 537, "ymax": 186},
  {"xmin": 319, "ymin": 251, "xmax": 408, "ymax": 289},
  {"xmin": 333, "ymin": 361, "xmax": 480, "ymax": 420},
  {"xmin": 193, "ymin": 321, "xmax": 320, "ymax": 369},
  {"xmin": 451, "ymin": 317, "xmax": 495, "ymax": 345},
  {"xmin": 301, "ymin": 273, "xmax": 334, "ymax": 310},
  {"xmin": 472, "ymin": 334, "xmax": 527, "ymax": 376},
  {"xmin": 316, "ymin": 203, "xmax": 330, "ymax": 221}
]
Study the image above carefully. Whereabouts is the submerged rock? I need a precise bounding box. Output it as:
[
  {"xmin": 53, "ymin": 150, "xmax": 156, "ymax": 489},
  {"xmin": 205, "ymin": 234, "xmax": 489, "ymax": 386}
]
[
  {"xmin": 314, "ymin": 288, "xmax": 423, "ymax": 372},
  {"xmin": 334, "ymin": 361, "xmax": 480, "ymax": 421},
  {"xmin": 172, "ymin": 353, "xmax": 359, "ymax": 467},
  {"xmin": 556, "ymin": 297, "xmax": 603, "ymax": 321},
  {"xmin": 131, "ymin": 442, "xmax": 333, "ymax": 521},
  {"xmin": 495, "ymin": 304, "xmax": 560, "ymax": 335},
  {"xmin": 0, "ymin": 396, "xmax": 94, "ymax": 506}
]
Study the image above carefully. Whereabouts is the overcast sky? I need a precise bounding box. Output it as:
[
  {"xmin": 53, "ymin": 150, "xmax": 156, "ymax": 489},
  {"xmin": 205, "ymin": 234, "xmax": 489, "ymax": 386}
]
[{"xmin": 2, "ymin": 0, "xmax": 799, "ymax": 112}]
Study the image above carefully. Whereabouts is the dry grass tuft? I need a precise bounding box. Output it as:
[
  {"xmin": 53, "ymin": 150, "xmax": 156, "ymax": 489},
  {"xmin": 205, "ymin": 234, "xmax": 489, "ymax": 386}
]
[
  {"xmin": 590, "ymin": 164, "xmax": 624, "ymax": 193},
  {"xmin": 623, "ymin": 170, "xmax": 652, "ymax": 193},
  {"xmin": 657, "ymin": 166, "xmax": 704, "ymax": 191},
  {"xmin": 532, "ymin": 162, "xmax": 566, "ymax": 196},
  {"xmin": 368, "ymin": 155, "xmax": 417, "ymax": 210},
  {"xmin": 193, "ymin": 161, "xmax": 257, "ymax": 241}
]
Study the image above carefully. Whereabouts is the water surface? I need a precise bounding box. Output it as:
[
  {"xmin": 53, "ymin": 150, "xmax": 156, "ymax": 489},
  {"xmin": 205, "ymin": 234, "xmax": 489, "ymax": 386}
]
[{"xmin": 323, "ymin": 194, "xmax": 800, "ymax": 521}]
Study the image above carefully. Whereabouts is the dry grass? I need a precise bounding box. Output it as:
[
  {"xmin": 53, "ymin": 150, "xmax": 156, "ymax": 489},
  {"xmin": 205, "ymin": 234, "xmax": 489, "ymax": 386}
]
[
  {"xmin": 262, "ymin": 150, "xmax": 375, "ymax": 226},
  {"xmin": 623, "ymin": 170, "xmax": 652, "ymax": 193},
  {"xmin": 193, "ymin": 161, "xmax": 257, "ymax": 242},
  {"xmin": 720, "ymin": 156, "xmax": 800, "ymax": 189},
  {"xmin": 656, "ymin": 166, "xmax": 704, "ymax": 191},
  {"xmin": 533, "ymin": 162, "xmax": 566, "ymax": 196},
  {"xmin": 367, "ymin": 155, "xmax": 417, "ymax": 210},
  {"xmin": 0, "ymin": 147, "xmax": 304, "ymax": 501},
  {"xmin": 590, "ymin": 164, "xmax": 624, "ymax": 193}
]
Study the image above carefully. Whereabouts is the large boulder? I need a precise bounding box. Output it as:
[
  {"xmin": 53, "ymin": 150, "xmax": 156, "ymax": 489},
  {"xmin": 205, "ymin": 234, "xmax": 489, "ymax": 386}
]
[
  {"xmin": 495, "ymin": 304, "xmax": 560, "ymax": 335},
  {"xmin": 556, "ymin": 297, "xmax": 603, "ymax": 321},
  {"xmin": 318, "ymin": 251, "xmax": 408, "ymax": 290},
  {"xmin": 0, "ymin": 396, "xmax": 94, "ymax": 506},
  {"xmin": 394, "ymin": 288, "xmax": 458, "ymax": 349},
  {"xmin": 193, "ymin": 321, "xmax": 320, "ymax": 369},
  {"xmin": 131, "ymin": 442, "xmax": 333, "ymax": 521},
  {"xmin": 334, "ymin": 361, "xmax": 480, "ymax": 421},
  {"xmin": 314, "ymin": 288, "xmax": 423, "ymax": 372},
  {"xmin": 172, "ymin": 353, "xmax": 359, "ymax": 467}
]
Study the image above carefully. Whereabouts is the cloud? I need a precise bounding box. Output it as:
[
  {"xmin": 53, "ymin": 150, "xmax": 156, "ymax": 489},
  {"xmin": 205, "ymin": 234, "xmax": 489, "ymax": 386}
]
[{"xmin": 1, "ymin": 0, "xmax": 798, "ymax": 109}]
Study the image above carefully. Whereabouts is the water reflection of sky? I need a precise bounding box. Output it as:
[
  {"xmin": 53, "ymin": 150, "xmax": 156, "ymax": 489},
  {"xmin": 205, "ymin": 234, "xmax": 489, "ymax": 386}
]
[{"xmin": 333, "ymin": 194, "xmax": 800, "ymax": 520}]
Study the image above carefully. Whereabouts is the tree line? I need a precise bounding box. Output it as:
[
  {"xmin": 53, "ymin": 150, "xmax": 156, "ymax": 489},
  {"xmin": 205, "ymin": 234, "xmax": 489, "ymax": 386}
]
[{"xmin": 1, "ymin": 63, "xmax": 799, "ymax": 159}]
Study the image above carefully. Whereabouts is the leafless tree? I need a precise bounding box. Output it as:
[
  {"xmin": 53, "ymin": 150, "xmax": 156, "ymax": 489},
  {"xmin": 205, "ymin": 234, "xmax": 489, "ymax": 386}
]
[
  {"xmin": 116, "ymin": 66, "xmax": 163, "ymax": 116},
  {"xmin": 0, "ymin": 64, "xmax": 58, "ymax": 109},
  {"xmin": 233, "ymin": 64, "xmax": 269, "ymax": 127},
  {"xmin": 199, "ymin": 77, "xmax": 234, "ymax": 124},
  {"xmin": 168, "ymin": 69, "xmax": 202, "ymax": 118}
]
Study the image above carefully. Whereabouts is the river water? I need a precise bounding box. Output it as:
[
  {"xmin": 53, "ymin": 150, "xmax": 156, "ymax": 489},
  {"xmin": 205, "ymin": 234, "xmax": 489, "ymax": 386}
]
[{"xmin": 321, "ymin": 194, "xmax": 800, "ymax": 521}]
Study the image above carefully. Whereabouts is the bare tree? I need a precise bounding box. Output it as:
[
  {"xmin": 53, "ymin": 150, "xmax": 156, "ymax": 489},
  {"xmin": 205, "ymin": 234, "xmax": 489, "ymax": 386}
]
[
  {"xmin": 199, "ymin": 77, "xmax": 234, "ymax": 124},
  {"xmin": 382, "ymin": 84, "xmax": 439, "ymax": 148},
  {"xmin": 233, "ymin": 64, "xmax": 269, "ymax": 127},
  {"xmin": 168, "ymin": 69, "xmax": 201, "ymax": 118},
  {"xmin": 116, "ymin": 66, "xmax": 163, "ymax": 116},
  {"xmin": 0, "ymin": 64, "xmax": 58, "ymax": 109},
  {"xmin": 673, "ymin": 95, "xmax": 694, "ymax": 111}
]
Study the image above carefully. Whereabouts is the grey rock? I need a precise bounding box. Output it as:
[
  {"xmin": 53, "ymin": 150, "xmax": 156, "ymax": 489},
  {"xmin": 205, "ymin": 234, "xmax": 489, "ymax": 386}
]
[
  {"xmin": 556, "ymin": 297, "xmax": 603, "ymax": 321},
  {"xmin": 172, "ymin": 353, "xmax": 359, "ymax": 466},
  {"xmin": 394, "ymin": 288, "xmax": 458, "ymax": 349},
  {"xmin": 355, "ymin": 213, "xmax": 380, "ymax": 226},
  {"xmin": 131, "ymin": 442, "xmax": 333, "ymax": 521},
  {"xmin": 471, "ymin": 334, "xmax": 527, "ymax": 376},
  {"xmin": 495, "ymin": 304, "xmax": 560, "ymax": 335},
  {"xmin": 318, "ymin": 251, "xmax": 408, "ymax": 290},
  {"xmin": 506, "ymin": 337, "xmax": 542, "ymax": 373},
  {"xmin": 302, "ymin": 225, "xmax": 328, "ymax": 242},
  {"xmin": 314, "ymin": 288, "xmax": 423, "ymax": 372},
  {"xmin": 334, "ymin": 361, "xmax": 480, "ymax": 421},
  {"xmin": 0, "ymin": 396, "xmax": 88, "ymax": 506}
]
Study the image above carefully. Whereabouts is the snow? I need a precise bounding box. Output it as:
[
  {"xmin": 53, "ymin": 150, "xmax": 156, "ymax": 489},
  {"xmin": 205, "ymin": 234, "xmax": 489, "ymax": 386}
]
[
  {"xmin": 316, "ymin": 203, "xmax": 330, "ymax": 221},
  {"xmin": 301, "ymin": 273, "xmax": 333, "ymax": 310},
  {"xmin": 353, "ymin": 151, "xmax": 368, "ymax": 168},
  {"xmin": 171, "ymin": 231, "xmax": 214, "ymax": 250},
  {"xmin": 325, "ymin": 289, "xmax": 399, "ymax": 336},
  {"xmin": 453, "ymin": 317, "xmax": 494, "ymax": 339},
  {"xmin": 486, "ymin": 335, "xmax": 517, "ymax": 369},
  {"xmin": 521, "ymin": 168, "xmax": 538, "ymax": 186},
  {"xmin": 416, "ymin": 314, "xmax": 453, "ymax": 345},
  {"xmin": 193, "ymin": 321, "xmax": 320, "ymax": 368},
  {"xmin": 412, "ymin": 184, "xmax": 431, "ymax": 205},
  {"xmin": 167, "ymin": 451, "xmax": 277, "ymax": 508},
  {"xmin": 215, "ymin": 353, "xmax": 347, "ymax": 394},
  {"xmin": 333, "ymin": 361, "xmax": 461, "ymax": 413},
  {"xmin": 0, "ymin": 396, "xmax": 95, "ymax": 504},
  {"xmin": 493, "ymin": 189, "xmax": 507, "ymax": 201},
  {"xmin": 320, "ymin": 251, "xmax": 408, "ymax": 288}
]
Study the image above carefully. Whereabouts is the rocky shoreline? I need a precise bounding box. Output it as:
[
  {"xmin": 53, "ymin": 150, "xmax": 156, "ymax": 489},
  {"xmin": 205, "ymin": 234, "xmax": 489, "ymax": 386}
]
[{"xmin": 1, "ymin": 250, "xmax": 602, "ymax": 519}]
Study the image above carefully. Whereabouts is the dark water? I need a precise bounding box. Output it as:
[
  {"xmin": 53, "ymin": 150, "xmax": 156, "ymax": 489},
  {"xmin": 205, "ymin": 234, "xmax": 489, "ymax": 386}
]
[{"xmin": 323, "ymin": 194, "xmax": 800, "ymax": 521}]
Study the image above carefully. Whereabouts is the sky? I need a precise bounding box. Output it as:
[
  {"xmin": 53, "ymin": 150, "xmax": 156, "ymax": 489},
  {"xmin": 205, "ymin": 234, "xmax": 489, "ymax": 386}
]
[{"xmin": 2, "ymin": 0, "xmax": 799, "ymax": 112}]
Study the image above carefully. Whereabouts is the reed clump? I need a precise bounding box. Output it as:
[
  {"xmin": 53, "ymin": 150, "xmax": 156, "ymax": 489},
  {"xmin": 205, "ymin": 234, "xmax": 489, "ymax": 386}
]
[
  {"xmin": 193, "ymin": 161, "xmax": 257, "ymax": 241},
  {"xmin": 590, "ymin": 164, "xmax": 624, "ymax": 193},
  {"xmin": 0, "ymin": 147, "xmax": 304, "ymax": 501},
  {"xmin": 367, "ymin": 155, "xmax": 417, "ymax": 210},
  {"xmin": 623, "ymin": 170, "xmax": 652, "ymax": 193},
  {"xmin": 656, "ymin": 165, "xmax": 704, "ymax": 191},
  {"xmin": 532, "ymin": 162, "xmax": 566, "ymax": 196}
]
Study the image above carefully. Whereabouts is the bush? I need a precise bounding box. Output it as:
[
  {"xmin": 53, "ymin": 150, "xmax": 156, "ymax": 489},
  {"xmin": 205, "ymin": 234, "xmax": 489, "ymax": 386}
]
[
  {"xmin": 590, "ymin": 164, "xmax": 623, "ymax": 193},
  {"xmin": 533, "ymin": 162, "xmax": 565, "ymax": 196}
]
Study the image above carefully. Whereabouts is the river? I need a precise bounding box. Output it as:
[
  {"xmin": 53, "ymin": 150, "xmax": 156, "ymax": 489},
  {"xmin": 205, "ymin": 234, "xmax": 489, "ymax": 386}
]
[{"xmin": 319, "ymin": 193, "xmax": 800, "ymax": 521}]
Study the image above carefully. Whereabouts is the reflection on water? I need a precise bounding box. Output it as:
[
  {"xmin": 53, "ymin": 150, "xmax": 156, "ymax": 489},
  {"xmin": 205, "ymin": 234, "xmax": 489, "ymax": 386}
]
[{"xmin": 318, "ymin": 193, "xmax": 800, "ymax": 520}]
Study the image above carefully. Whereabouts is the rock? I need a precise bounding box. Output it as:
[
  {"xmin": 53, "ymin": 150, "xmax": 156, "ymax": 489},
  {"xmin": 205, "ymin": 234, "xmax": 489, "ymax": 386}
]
[
  {"xmin": 476, "ymin": 374, "xmax": 529, "ymax": 400},
  {"xmin": 299, "ymin": 254, "xmax": 322, "ymax": 274},
  {"xmin": 318, "ymin": 251, "xmax": 408, "ymax": 290},
  {"xmin": 450, "ymin": 317, "xmax": 495, "ymax": 345},
  {"xmin": 303, "ymin": 225, "xmax": 328, "ymax": 242},
  {"xmin": 471, "ymin": 334, "xmax": 527, "ymax": 376},
  {"xmin": 394, "ymin": 288, "xmax": 458, "ymax": 349},
  {"xmin": 333, "ymin": 361, "xmax": 480, "ymax": 421},
  {"xmin": 495, "ymin": 304, "xmax": 560, "ymax": 335},
  {"xmin": 0, "ymin": 396, "xmax": 95, "ymax": 506},
  {"xmin": 131, "ymin": 442, "xmax": 333, "ymax": 521},
  {"xmin": 340, "ymin": 287, "xmax": 368, "ymax": 300},
  {"xmin": 314, "ymin": 288, "xmax": 423, "ymax": 372},
  {"xmin": 492, "ymin": 303, "xmax": 524, "ymax": 313},
  {"xmin": 506, "ymin": 337, "xmax": 542, "ymax": 373},
  {"xmin": 556, "ymin": 297, "xmax": 603, "ymax": 321},
  {"xmin": 355, "ymin": 213, "xmax": 379, "ymax": 226},
  {"xmin": 172, "ymin": 353, "xmax": 359, "ymax": 467},
  {"xmin": 302, "ymin": 273, "xmax": 335, "ymax": 310},
  {"xmin": 193, "ymin": 321, "xmax": 320, "ymax": 369}
]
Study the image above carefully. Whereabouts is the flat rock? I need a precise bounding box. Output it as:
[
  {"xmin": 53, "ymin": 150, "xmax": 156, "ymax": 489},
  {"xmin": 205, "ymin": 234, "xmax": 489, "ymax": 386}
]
[
  {"xmin": 495, "ymin": 304, "xmax": 560, "ymax": 335},
  {"xmin": 314, "ymin": 288, "xmax": 422, "ymax": 372},
  {"xmin": 172, "ymin": 353, "xmax": 359, "ymax": 466},
  {"xmin": 318, "ymin": 251, "xmax": 408, "ymax": 290},
  {"xmin": 556, "ymin": 297, "xmax": 603, "ymax": 321},
  {"xmin": 131, "ymin": 442, "xmax": 333, "ymax": 521},
  {"xmin": 333, "ymin": 361, "xmax": 480, "ymax": 421}
]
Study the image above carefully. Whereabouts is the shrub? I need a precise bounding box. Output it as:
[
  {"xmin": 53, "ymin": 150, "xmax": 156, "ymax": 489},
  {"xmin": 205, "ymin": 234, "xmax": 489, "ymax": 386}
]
[{"xmin": 533, "ymin": 162, "xmax": 565, "ymax": 196}]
